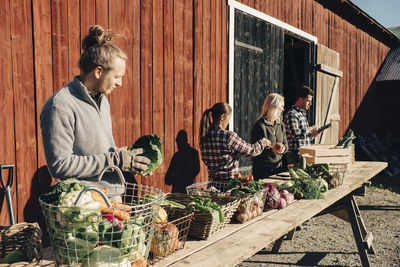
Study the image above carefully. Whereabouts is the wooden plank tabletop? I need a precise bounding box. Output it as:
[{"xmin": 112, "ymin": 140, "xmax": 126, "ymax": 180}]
[
  {"xmin": 153, "ymin": 161, "xmax": 387, "ymax": 267},
  {"xmin": 42, "ymin": 161, "xmax": 387, "ymax": 267}
]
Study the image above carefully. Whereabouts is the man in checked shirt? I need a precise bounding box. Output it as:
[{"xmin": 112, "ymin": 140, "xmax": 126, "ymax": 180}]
[{"xmin": 284, "ymin": 85, "xmax": 321, "ymax": 164}]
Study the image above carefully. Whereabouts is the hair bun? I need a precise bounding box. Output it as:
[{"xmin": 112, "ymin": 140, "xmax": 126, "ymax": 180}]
[{"xmin": 82, "ymin": 25, "xmax": 112, "ymax": 50}]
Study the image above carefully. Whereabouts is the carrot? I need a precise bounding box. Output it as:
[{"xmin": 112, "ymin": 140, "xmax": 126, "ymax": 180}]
[
  {"xmin": 110, "ymin": 201, "xmax": 132, "ymax": 212},
  {"xmin": 91, "ymin": 191, "xmax": 132, "ymax": 221},
  {"xmin": 101, "ymin": 207, "xmax": 131, "ymax": 221}
]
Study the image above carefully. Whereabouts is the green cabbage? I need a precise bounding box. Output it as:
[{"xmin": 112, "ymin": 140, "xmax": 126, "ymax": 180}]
[
  {"xmin": 129, "ymin": 134, "xmax": 163, "ymax": 175},
  {"xmin": 39, "ymin": 178, "xmax": 87, "ymax": 205}
]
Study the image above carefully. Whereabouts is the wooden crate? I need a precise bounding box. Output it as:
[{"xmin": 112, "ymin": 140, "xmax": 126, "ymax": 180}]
[{"xmin": 299, "ymin": 144, "xmax": 354, "ymax": 165}]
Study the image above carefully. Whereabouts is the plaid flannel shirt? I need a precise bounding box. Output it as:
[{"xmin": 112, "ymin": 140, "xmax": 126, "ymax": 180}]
[
  {"xmin": 200, "ymin": 125, "xmax": 268, "ymax": 180},
  {"xmin": 284, "ymin": 106, "xmax": 313, "ymax": 154}
]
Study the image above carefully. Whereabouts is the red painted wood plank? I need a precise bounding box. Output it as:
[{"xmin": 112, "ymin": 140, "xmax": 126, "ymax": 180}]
[
  {"xmin": 108, "ymin": 1, "xmax": 127, "ymax": 148},
  {"xmin": 140, "ymin": 0, "xmax": 153, "ymax": 186},
  {"xmin": 199, "ymin": 0, "xmax": 212, "ymax": 182},
  {"xmin": 152, "ymin": 0, "xmax": 165, "ymax": 191},
  {"xmin": 210, "ymin": 0, "xmax": 216, "ymax": 103},
  {"xmin": 51, "ymin": 0, "xmax": 69, "ymax": 90},
  {"xmin": 80, "ymin": 0, "xmax": 96, "ymax": 53},
  {"xmin": 259, "ymin": 0, "xmax": 267, "ymax": 14},
  {"xmin": 183, "ymin": 0, "xmax": 193, "ymax": 144},
  {"xmin": 95, "ymin": 0, "xmax": 109, "ymax": 28},
  {"xmin": 221, "ymin": 1, "xmax": 228, "ymax": 102},
  {"xmin": 125, "ymin": 0, "xmax": 142, "ymax": 186},
  {"xmin": 130, "ymin": 0, "xmax": 141, "ymax": 145},
  {"xmin": 174, "ymin": 0, "xmax": 184, "ymax": 144},
  {"xmin": 10, "ymin": 0, "xmax": 37, "ymax": 223},
  {"xmin": 32, "ymin": 0, "xmax": 53, "ymax": 169},
  {"xmin": 163, "ymin": 0, "xmax": 174, "ymax": 191},
  {"xmin": 0, "ymin": 0, "xmax": 16, "ymax": 226},
  {"xmin": 193, "ymin": 0, "xmax": 207, "ymax": 183},
  {"xmin": 215, "ymin": 0, "xmax": 222, "ymax": 103},
  {"xmin": 68, "ymin": 0, "xmax": 80, "ymax": 81}
]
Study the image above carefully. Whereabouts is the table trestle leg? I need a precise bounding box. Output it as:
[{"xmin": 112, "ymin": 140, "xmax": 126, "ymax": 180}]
[{"xmin": 345, "ymin": 195, "xmax": 374, "ymax": 267}]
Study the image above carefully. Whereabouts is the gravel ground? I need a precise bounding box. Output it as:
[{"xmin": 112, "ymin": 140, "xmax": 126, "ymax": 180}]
[{"xmin": 237, "ymin": 187, "xmax": 400, "ymax": 267}]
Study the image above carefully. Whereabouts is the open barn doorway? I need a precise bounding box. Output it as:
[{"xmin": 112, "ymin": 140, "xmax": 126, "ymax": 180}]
[
  {"xmin": 230, "ymin": 8, "xmax": 316, "ymax": 174},
  {"xmin": 283, "ymin": 33, "xmax": 315, "ymax": 125}
]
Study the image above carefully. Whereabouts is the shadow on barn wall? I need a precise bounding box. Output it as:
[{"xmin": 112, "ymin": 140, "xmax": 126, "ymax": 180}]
[
  {"xmin": 24, "ymin": 166, "xmax": 53, "ymax": 247},
  {"xmin": 165, "ymin": 130, "xmax": 200, "ymax": 193}
]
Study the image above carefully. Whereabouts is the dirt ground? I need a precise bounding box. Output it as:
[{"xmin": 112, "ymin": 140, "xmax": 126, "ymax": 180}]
[{"xmin": 237, "ymin": 187, "xmax": 400, "ymax": 267}]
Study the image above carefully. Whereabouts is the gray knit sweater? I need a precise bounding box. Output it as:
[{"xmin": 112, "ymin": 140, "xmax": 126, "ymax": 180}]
[{"xmin": 40, "ymin": 76, "xmax": 124, "ymax": 197}]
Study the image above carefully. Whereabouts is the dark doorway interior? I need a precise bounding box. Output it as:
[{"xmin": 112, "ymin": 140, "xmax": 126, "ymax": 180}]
[{"xmin": 283, "ymin": 33, "xmax": 315, "ymax": 125}]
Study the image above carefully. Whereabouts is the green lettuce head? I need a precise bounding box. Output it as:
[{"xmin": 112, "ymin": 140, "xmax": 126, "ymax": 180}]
[{"xmin": 129, "ymin": 134, "xmax": 163, "ymax": 175}]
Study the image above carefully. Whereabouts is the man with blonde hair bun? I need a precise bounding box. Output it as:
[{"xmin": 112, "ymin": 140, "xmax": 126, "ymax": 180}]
[
  {"xmin": 40, "ymin": 25, "xmax": 150, "ymax": 199},
  {"xmin": 251, "ymin": 93, "xmax": 288, "ymax": 180}
]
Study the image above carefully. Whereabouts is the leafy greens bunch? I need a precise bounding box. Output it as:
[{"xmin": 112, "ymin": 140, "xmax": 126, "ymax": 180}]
[{"xmin": 129, "ymin": 134, "xmax": 163, "ymax": 175}]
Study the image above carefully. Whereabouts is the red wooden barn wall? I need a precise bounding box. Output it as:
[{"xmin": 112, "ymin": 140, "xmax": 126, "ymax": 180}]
[{"xmin": 0, "ymin": 0, "xmax": 391, "ymax": 226}]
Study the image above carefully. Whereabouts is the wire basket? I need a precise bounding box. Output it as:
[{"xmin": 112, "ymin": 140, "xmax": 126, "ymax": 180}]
[
  {"xmin": 329, "ymin": 163, "xmax": 349, "ymax": 186},
  {"xmin": 232, "ymin": 190, "xmax": 266, "ymax": 223},
  {"xmin": 148, "ymin": 207, "xmax": 193, "ymax": 263},
  {"xmin": 0, "ymin": 222, "xmax": 42, "ymax": 266},
  {"xmin": 39, "ymin": 165, "xmax": 163, "ymax": 267},
  {"xmin": 186, "ymin": 181, "xmax": 266, "ymax": 224},
  {"xmin": 164, "ymin": 193, "xmax": 240, "ymax": 240},
  {"xmin": 185, "ymin": 181, "xmax": 230, "ymax": 197}
]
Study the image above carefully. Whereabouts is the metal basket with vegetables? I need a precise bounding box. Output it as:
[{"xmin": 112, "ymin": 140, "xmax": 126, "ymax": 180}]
[
  {"xmin": 185, "ymin": 181, "xmax": 230, "ymax": 197},
  {"xmin": 186, "ymin": 174, "xmax": 266, "ymax": 224},
  {"xmin": 143, "ymin": 196, "xmax": 193, "ymax": 264},
  {"xmin": 39, "ymin": 165, "xmax": 163, "ymax": 267}
]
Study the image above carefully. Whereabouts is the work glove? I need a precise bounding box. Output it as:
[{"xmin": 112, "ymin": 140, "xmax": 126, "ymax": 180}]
[{"xmin": 108, "ymin": 147, "xmax": 151, "ymax": 173}]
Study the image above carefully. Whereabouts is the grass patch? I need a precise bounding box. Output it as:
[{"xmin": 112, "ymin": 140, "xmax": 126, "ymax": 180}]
[{"xmin": 369, "ymin": 173, "xmax": 400, "ymax": 194}]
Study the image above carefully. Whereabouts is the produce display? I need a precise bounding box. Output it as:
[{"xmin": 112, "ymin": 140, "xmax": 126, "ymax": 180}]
[
  {"xmin": 129, "ymin": 134, "xmax": 163, "ymax": 175},
  {"xmin": 336, "ymin": 129, "xmax": 356, "ymax": 148},
  {"xmin": 222, "ymin": 174, "xmax": 265, "ymax": 223},
  {"xmin": 235, "ymin": 191, "xmax": 265, "ymax": 223},
  {"xmin": 225, "ymin": 173, "xmax": 263, "ymax": 197},
  {"xmin": 277, "ymin": 155, "xmax": 346, "ymax": 199},
  {"xmin": 263, "ymin": 183, "xmax": 294, "ymax": 210},
  {"xmin": 185, "ymin": 196, "xmax": 224, "ymax": 225},
  {"xmin": 38, "ymin": 154, "xmax": 350, "ymax": 266},
  {"xmin": 39, "ymin": 178, "xmax": 162, "ymax": 267}
]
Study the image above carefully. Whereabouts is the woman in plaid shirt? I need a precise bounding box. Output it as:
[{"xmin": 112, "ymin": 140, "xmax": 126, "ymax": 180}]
[{"xmin": 199, "ymin": 102, "xmax": 271, "ymax": 181}]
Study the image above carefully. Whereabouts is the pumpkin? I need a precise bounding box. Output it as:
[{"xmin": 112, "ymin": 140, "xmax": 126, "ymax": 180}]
[{"xmin": 151, "ymin": 222, "xmax": 179, "ymax": 256}]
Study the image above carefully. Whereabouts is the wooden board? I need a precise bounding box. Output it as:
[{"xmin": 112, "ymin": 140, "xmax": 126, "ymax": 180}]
[
  {"xmin": 315, "ymin": 44, "xmax": 341, "ymax": 145},
  {"xmin": 152, "ymin": 161, "xmax": 387, "ymax": 267},
  {"xmin": 300, "ymin": 144, "xmax": 354, "ymax": 165}
]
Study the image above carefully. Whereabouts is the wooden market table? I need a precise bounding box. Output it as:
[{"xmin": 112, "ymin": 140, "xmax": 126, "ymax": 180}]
[
  {"xmin": 42, "ymin": 161, "xmax": 387, "ymax": 267},
  {"xmin": 152, "ymin": 161, "xmax": 387, "ymax": 267}
]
